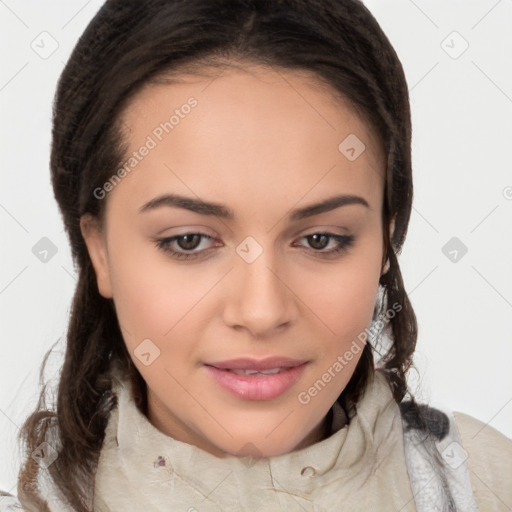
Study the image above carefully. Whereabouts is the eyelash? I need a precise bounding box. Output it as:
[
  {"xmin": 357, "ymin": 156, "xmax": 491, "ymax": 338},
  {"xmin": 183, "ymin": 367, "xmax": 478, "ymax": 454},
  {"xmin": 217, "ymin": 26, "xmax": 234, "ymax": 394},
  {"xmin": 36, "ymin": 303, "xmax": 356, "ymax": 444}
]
[{"xmin": 154, "ymin": 232, "xmax": 355, "ymax": 260}]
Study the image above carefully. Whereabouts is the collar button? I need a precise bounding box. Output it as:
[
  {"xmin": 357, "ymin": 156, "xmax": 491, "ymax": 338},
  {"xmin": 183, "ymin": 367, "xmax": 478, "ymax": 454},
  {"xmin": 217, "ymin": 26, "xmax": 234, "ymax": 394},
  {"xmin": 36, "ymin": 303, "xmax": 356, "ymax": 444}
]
[{"xmin": 300, "ymin": 466, "xmax": 316, "ymax": 477}]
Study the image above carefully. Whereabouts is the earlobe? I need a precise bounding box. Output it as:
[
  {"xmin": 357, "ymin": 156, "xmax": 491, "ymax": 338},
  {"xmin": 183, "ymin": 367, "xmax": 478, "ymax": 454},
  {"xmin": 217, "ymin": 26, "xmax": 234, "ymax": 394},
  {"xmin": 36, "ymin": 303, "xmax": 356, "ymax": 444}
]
[{"xmin": 80, "ymin": 214, "xmax": 113, "ymax": 298}]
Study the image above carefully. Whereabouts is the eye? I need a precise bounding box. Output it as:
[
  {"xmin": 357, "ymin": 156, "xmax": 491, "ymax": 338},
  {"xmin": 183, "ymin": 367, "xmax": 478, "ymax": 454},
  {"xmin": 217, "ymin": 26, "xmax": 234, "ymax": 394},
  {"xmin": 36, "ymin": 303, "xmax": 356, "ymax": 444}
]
[
  {"xmin": 154, "ymin": 233, "xmax": 218, "ymax": 260},
  {"xmin": 294, "ymin": 233, "xmax": 355, "ymax": 258}
]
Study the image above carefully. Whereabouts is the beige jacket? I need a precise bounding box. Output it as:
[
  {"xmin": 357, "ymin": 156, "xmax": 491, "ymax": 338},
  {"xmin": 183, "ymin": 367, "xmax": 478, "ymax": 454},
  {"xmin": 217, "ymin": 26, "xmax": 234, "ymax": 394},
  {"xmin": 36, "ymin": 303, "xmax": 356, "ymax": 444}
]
[{"xmin": 5, "ymin": 369, "xmax": 512, "ymax": 511}]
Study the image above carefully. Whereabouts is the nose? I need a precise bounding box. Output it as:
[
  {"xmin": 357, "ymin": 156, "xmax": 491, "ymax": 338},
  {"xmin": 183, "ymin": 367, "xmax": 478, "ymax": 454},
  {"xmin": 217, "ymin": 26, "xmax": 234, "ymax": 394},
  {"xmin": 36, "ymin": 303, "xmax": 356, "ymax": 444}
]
[{"xmin": 223, "ymin": 245, "xmax": 296, "ymax": 338}]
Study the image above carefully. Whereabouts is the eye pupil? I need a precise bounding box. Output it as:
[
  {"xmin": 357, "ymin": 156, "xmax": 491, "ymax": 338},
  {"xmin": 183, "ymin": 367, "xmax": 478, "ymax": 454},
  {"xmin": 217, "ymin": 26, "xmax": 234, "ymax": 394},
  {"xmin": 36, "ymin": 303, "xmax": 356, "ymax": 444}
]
[
  {"xmin": 308, "ymin": 234, "xmax": 329, "ymax": 250},
  {"xmin": 178, "ymin": 234, "xmax": 201, "ymax": 250}
]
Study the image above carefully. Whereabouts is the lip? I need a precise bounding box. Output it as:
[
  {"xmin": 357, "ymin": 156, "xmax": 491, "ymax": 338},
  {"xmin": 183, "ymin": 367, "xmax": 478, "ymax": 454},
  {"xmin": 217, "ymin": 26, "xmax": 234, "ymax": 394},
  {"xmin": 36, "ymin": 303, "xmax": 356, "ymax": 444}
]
[
  {"xmin": 204, "ymin": 360, "xmax": 309, "ymax": 401},
  {"xmin": 205, "ymin": 356, "xmax": 308, "ymax": 371}
]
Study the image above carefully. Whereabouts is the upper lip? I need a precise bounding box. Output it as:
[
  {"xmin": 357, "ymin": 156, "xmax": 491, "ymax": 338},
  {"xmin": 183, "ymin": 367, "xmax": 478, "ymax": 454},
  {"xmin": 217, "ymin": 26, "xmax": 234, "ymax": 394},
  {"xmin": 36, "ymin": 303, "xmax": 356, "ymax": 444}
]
[{"xmin": 205, "ymin": 357, "xmax": 308, "ymax": 371}]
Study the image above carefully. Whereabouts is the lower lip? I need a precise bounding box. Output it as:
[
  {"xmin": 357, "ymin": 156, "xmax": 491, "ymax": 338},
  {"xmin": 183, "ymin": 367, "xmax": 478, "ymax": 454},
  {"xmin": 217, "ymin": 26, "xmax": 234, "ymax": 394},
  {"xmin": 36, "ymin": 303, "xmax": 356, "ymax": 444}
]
[{"xmin": 204, "ymin": 363, "xmax": 308, "ymax": 401}]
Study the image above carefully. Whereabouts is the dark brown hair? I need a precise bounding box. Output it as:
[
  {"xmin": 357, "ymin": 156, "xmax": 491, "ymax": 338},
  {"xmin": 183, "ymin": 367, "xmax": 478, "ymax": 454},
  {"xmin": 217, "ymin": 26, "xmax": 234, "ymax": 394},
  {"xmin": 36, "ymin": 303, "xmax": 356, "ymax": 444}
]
[{"xmin": 18, "ymin": 1, "xmax": 417, "ymax": 510}]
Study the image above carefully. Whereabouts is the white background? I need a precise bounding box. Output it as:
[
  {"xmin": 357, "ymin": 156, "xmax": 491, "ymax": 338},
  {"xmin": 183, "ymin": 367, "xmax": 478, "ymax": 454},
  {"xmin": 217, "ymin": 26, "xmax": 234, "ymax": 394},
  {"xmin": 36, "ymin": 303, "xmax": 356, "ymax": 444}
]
[{"xmin": 1, "ymin": 0, "xmax": 511, "ymax": 494}]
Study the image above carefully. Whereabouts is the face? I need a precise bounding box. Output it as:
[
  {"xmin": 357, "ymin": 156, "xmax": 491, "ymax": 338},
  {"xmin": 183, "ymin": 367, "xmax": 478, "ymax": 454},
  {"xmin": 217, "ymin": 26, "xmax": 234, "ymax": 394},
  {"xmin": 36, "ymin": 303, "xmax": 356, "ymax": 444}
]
[{"xmin": 81, "ymin": 64, "xmax": 390, "ymax": 459}]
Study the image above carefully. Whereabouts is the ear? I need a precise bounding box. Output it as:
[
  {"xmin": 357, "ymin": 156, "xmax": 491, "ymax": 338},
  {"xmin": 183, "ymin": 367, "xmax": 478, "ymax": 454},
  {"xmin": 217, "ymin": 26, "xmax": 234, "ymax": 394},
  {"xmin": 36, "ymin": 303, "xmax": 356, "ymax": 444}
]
[
  {"xmin": 80, "ymin": 214, "xmax": 113, "ymax": 298},
  {"xmin": 381, "ymin": 214, "xmax": 396, "ymax": 276}
]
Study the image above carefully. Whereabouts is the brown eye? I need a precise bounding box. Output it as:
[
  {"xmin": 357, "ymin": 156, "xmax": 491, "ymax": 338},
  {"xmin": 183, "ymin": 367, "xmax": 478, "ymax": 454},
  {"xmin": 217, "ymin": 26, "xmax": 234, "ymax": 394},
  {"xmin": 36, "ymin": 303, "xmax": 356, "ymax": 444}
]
[
  {"xmin": 176, "ymin": 234, "xmax": 202, "ymax": 251},
  {"xmin": 296, "ymin": 233, "xmax": 355, "ymax": 258},
  {"xmin": 154, "ymin": 233, "xmax": 217, "ymax": 260},
  {"xmin": 307, "ymin": 234, "xmax": 330, "ymax": 250}
]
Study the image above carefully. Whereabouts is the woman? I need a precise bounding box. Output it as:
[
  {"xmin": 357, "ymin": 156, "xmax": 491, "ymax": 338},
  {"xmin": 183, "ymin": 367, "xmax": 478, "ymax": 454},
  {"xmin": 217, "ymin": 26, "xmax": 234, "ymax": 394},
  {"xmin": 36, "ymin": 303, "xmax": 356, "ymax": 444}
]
[{"xmin": 4, "ymin": 0, "xmax": 511, "ymax": 510}]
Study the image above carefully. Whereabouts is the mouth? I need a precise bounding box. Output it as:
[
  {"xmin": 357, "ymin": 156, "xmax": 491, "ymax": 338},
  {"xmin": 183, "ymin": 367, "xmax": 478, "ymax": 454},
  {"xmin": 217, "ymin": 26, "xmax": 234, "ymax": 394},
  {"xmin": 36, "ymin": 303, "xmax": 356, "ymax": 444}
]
[
  {"xmin": 220, "ymin": 367, "xmax": 289, "ymax": 376},
  {"xmin": 204, "ymin": 358, "xmax": 309, "ymax": 401},
  {"xmin": 205, "ymin": 356, "xmax": 308, "ymax": 371}
]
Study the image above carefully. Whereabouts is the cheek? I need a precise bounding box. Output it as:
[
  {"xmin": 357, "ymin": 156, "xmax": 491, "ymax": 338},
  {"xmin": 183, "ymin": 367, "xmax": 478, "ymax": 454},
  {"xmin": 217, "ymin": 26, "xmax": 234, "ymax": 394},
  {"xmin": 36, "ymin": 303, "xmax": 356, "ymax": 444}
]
[
  {"xmin": 106, "ymin": 231, "xmax": 209, "ymax": 347},
  {"xmin": 296, "ymin": 242, "xmax": 382, "ymax": 347},
  {"xmin": 297, "ymin": 276, "xmax": 377, "ymax": 368}
]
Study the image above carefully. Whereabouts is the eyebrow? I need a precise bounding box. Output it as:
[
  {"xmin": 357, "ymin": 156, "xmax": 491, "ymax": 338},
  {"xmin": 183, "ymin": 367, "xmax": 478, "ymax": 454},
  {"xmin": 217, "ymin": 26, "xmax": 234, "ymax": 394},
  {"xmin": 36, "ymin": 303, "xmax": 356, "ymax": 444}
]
[{"xmin": 139, "ymin": 193, "xmax": 370, "ymax": 221}]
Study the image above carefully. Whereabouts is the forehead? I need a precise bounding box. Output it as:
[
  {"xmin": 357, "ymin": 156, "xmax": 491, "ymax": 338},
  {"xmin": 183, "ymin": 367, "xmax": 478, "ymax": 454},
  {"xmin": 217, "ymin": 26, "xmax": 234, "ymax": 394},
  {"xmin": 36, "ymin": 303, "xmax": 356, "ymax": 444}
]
[{"xmin": 112, "ymin": 65, "xmax": 385, "ymax": 219}]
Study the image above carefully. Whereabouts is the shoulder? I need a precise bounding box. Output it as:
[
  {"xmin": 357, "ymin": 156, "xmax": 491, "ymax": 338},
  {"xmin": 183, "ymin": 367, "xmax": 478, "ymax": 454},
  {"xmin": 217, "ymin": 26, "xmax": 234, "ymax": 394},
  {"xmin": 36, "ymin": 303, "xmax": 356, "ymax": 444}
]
[{"xmin": 454, "ymin": 411, "xmax": 512, "ymax": 511}]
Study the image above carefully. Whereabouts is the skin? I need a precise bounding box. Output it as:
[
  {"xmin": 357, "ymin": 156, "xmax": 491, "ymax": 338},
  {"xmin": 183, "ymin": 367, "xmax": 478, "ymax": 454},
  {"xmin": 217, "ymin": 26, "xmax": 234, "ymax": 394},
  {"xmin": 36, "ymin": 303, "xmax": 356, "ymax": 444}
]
[{"xmin": 81, "ymin": 63, "xmax": 393, "ymax": 459}]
